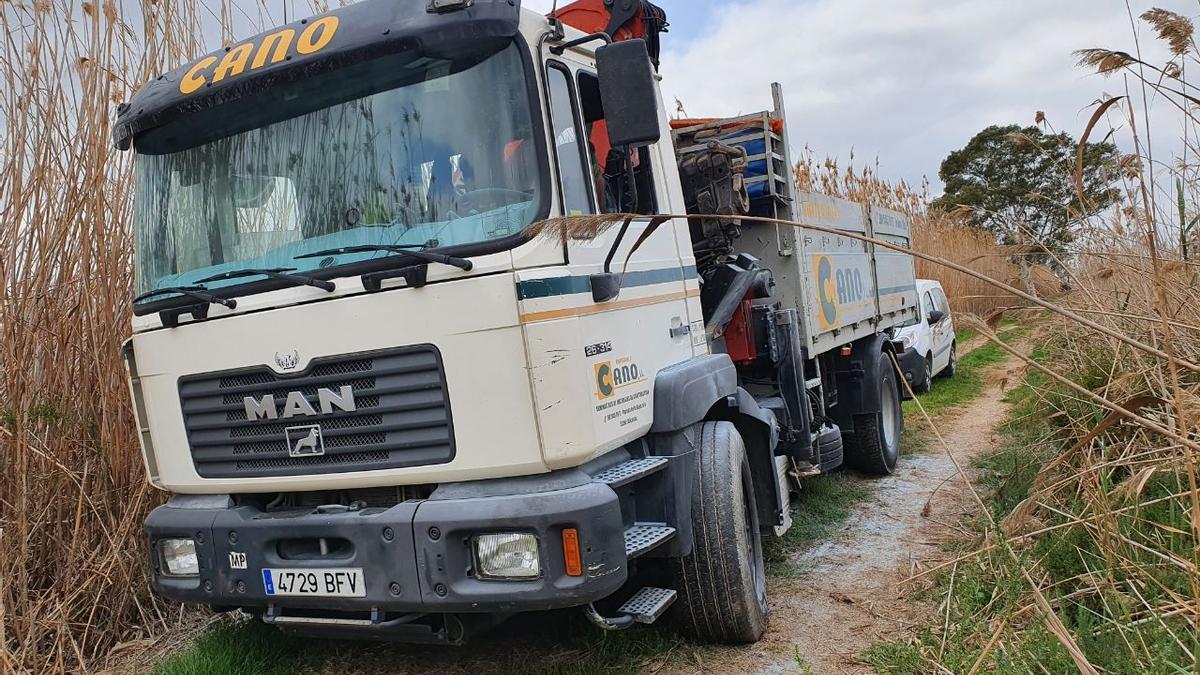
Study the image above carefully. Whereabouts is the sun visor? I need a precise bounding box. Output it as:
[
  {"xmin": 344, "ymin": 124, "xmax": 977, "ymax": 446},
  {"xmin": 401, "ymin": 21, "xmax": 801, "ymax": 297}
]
[{"xmin": 114, "ymin": 0, "xmax": 522, "ymax": 150}]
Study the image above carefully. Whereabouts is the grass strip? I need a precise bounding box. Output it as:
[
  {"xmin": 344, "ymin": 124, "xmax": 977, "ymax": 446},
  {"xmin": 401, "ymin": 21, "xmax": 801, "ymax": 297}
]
[{"xmin": 867, "ymin": 334, "xmax": 1200, "ymax": 674}]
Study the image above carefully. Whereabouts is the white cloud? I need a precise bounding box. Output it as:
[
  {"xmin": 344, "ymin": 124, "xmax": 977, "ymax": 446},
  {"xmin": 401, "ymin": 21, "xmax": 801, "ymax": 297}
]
[
  {"xmin": 657, "ymin": 0, "xmax": 1193, "ymax": 192},
  {"xmin": 120, "ymin": 0, "xmax": 1192, "ymax": 194}
]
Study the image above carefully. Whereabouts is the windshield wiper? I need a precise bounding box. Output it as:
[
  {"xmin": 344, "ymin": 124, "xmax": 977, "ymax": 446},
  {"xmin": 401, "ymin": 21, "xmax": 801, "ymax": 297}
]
[
  {"xmin": 294, "ymin": 245, "xmax": 474, "ymax": 272},
  {"xmin": 196, "ymin": 268, "xmax": 336, "ymax": 292},
  {"xmin": 133, "ymin": 286, "xmax": 237, "ymax": 309}
]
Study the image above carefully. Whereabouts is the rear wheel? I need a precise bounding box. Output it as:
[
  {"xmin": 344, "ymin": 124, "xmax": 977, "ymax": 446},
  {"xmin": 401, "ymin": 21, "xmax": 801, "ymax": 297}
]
[
  {"xmin": 844, "ymin": 351, "xmax": 902, "ymax": 475},
  {"xmin": 672, "ymin": 422, "xmax": 768, "ymax": 644}
]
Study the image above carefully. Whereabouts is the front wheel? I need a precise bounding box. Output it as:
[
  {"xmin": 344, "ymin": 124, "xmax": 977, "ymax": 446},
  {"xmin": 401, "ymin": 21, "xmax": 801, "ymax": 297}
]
[
  {"xmin": 941, "ymin": 342, "xmax": 958, "ymax": 379},
  {"xmin": 914, "ymin": 352, "xmax": 933, "ymax": 394},
  {"xmin": 843, "ymin": 351, "xmax": 903, "ymax": 476},
  {"xmin": 672, "ymin": 422, "xmax": 768, "ymax": 644}
]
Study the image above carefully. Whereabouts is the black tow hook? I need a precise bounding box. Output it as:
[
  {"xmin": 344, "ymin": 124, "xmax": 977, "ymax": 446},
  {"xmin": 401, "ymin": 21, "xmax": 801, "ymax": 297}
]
[
  {"xmin": 581, "ymin": 604, "xmax": 636, "ymax": 631},
  {"xmin": 314, "ymin": 501, "xmax": 364, "ymax": 514}
]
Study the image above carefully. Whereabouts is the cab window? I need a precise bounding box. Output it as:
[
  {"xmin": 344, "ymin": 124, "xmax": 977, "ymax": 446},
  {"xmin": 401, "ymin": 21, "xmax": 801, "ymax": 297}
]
[
  {"xmin": 922, "ymin": 291, "xmax": 935, "ymax": 320},
  {"xmin": 577, "ymin": 71, "xmax": 658, "ymax": 215},
  {"xmin": 546, "ymin": 64, "xmax": 594, "ymax": 216}
]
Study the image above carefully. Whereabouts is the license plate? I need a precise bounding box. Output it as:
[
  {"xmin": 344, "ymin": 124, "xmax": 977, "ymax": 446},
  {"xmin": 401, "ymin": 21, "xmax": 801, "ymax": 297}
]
[{"xmin": 262, "ymin": 568, "xmax": 366, "ymax": 598}]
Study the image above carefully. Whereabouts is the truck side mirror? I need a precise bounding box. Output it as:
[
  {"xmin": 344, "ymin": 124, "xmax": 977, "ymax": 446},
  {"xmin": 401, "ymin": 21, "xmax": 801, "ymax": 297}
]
[
  {"xmin": 595, "ymin": 39, "xmax": 662, "ymax": 148},
  {"xmin": 590, "ymin": 272, "xmax": 622, "ymax": 303},
  {"xmin": 928, "ymin": 310, "xmax": 945, "ymax": 324}
]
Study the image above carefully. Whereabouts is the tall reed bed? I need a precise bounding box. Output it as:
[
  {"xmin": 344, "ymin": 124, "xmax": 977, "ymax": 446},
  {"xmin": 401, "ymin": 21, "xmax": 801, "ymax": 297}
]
[
  {"xmin": 0, "ymin": 1, "xmax": 285, "ymax": 670},
  {"xmin": 870, "ymin": 8, "xmax": 1200, "ymax": 672},
  {"xmin": 793, "ymin": 152, "xmax": 1034, "ymax": 316}
]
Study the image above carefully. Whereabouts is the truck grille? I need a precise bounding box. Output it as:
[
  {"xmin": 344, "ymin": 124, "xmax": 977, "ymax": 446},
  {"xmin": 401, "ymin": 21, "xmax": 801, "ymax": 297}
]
[{"xmin": 178, "ymin": 346, "xmax": 454, "ymax": 478}]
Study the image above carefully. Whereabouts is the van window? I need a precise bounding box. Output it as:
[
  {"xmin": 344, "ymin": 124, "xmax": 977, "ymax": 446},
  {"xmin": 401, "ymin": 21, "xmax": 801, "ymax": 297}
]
[
  {"xmin": 922, "ymin": 291, "xmax": 935, "ymax": 320},
  {"xmin": 933, "ymin": 288, "xmax": 950, "ymax": 314}
]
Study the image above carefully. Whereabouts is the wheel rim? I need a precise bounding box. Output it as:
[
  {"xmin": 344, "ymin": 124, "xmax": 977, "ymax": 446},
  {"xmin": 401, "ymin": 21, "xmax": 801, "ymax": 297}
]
[
  {"xmin": 950, "ymin": 346, "xmax": 957, "ymax": 371},
  {"xmin": 881, "ymin": 376, "xmax": 899, "ymax": 449},
  {"xmin": 741, "ymin": 461, "xmax": 767, "ymax": 610},
  {"xmin": 924, "ymin": 358, "xmax": 933, "ymax": 384}
]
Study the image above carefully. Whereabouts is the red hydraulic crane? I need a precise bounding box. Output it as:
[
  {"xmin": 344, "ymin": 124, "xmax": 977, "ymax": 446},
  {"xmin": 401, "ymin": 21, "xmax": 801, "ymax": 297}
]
[{"xmin": 551, "ymin": 0, "xmax": 668, "ymax": 66}]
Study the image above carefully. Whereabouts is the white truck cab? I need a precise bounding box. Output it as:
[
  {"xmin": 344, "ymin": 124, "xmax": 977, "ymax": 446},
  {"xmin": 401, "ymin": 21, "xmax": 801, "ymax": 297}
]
[{"xmin": 117, "ymin": 0, "xmax": 918, "ymax": 645}]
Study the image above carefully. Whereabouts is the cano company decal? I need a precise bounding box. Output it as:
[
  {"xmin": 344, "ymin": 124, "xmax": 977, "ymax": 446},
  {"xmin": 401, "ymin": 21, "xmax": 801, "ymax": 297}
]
[
  {"xmin": 593, "ymin": 357, "xmax": 650, "ymax": 430},
  {"xmin": 814, "ymin": 254, "xmax": 871, "ymax": 330},
  {"xmin": 178, "ymin": 16, "xmax": 340, "ymax": 94},
  {"xmin": 594, "ymin": 359, "xmax": 643, "ymax": 400}
]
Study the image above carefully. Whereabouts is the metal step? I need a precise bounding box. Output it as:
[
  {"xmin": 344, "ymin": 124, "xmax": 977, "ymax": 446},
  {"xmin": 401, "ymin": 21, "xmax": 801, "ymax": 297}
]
[
  {"xmin": 593, "ymin": 457, "xmax": 668, "ymax": 488},
  {"xmin": 790, "ymin": 461, "xmax": 822, "ymax": 479},
  {"xmin": 624, "ymin": 523, "xmax": 676, "ymax": 559},
  {"xmin": 619, "ymin": 587, "xmax": 678, "ymax": 624}
]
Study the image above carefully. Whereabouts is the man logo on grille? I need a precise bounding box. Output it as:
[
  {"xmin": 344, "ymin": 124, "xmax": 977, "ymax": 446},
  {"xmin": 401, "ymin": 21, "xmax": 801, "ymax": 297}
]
[
  {"xmin": 286, "ymin": 425, "xmax": 325, "ymax": 458},
  {"xmin": 275, "ymin": 350, "xmax": 300, "ymax": 370},
  {"xmin": 244, "ymin": 386, "xmax": 356, "ymax": 421}
]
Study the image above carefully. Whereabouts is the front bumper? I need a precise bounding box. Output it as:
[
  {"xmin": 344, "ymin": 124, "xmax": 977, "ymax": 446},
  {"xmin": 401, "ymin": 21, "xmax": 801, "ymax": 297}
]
[{"xmin": 146, "ymin": 476, "xmax": 630, "ymax": 620}]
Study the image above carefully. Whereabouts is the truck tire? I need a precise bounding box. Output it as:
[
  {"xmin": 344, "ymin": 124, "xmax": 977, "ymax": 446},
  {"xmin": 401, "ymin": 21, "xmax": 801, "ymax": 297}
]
[
  {"xmin": 843, "ymin": 351, "xmax": 902, "ymax": 475},
  {"xmin": 941, "ymin": 342, "xmax": 958, "ymax": 379},
  {"xmin": 815, "ymin": 423, "xmax": 844, "ymax": 472},
  {"xmin": 672, "ymin": 421, "xmax": 768, "ymax": 644}
]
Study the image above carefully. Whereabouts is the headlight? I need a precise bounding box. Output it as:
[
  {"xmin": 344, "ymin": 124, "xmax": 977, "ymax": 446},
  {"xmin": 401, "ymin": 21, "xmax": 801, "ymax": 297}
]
[
  {"xmin": 896, "ymin": 335, "xmax": 912, "ymax": 350},
  {"xmin": 472, "ymin": 533, "xmax": 540, "ymax": 580},
  {"xmin": 158, "ymin": 538, "xmax": 199, "ymax": 576}
]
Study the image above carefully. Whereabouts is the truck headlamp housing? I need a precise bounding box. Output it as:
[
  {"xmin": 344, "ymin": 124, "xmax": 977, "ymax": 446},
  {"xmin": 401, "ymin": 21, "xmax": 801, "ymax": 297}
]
[
  {"xmin": 158, "ymin": 538, "xmax": 199, "ymax": 577},
  {"xmin": 472, "ymin": 533, "xmax": 540, "ymax": 580}
]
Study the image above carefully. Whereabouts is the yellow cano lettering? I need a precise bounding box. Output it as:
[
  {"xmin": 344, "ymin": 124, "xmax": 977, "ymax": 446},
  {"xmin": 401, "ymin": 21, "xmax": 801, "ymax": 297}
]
[
  {"xmin": 212, "ymin": 43, "xmax": 255, "ymax": 83},
  {"xmin": 251, "ymin": 28, "xmax": 296, "ymax": 69},
  {"xmin": 297, "ymin": 16, "xmax": 339, "ymax": 55},
  {"xmin": 179, "ymin": 55, "xmax": 217, "ymax": 94},
  {"xmin": 176, "ymin": 14, "xmax": 337, "ymax": 93}
]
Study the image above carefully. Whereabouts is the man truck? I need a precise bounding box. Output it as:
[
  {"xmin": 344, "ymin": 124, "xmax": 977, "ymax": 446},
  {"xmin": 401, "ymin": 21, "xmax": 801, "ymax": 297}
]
[{"xmin": 118, "ymin": 0, "xmax": 919, "ymax": 645}]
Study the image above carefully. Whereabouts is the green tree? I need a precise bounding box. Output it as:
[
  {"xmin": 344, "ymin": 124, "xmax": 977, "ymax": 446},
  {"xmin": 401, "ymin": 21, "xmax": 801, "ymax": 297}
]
[{"xmin": 932, "ymin": 124, "xmax": 1121, "ymax": 292}]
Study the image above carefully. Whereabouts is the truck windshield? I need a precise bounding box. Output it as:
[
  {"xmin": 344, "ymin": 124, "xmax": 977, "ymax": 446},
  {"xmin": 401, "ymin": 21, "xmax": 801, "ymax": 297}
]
[{"xmin": 132, "ymin": 41, "xmax": 544, "ymax": 298}]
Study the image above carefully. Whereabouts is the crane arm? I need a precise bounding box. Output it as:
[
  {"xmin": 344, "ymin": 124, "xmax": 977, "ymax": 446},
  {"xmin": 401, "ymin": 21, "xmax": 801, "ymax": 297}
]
[{"xmin": 551, "ymin": 0, "xmax": 668, "ymax": 66}]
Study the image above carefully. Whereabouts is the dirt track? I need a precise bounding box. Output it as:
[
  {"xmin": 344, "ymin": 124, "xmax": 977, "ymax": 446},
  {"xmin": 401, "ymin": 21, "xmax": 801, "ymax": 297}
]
[
  {"xmin": 328, "ymin": 348, "xmax": 1022, "ymax": 675},
  {"xmin": 679, "ymin": 348, "xmax": 1021, "ymax": 674}
]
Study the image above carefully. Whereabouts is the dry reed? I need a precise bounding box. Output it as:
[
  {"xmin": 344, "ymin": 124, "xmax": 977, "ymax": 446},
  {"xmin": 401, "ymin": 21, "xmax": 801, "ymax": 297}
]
[
  {"xmin": 875, "ymin": 7, "xmax": 1200, "ymax": 671},
  {"xmin": 0, "ymin": 1, "xmax": 287, "ymax": 671}
]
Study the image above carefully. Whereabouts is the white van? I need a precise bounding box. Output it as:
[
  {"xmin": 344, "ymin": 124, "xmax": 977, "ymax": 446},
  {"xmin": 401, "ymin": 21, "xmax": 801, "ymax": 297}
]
[{"xmin": 896, "ymin": 279, "xmax": 957, "ymax": 393}]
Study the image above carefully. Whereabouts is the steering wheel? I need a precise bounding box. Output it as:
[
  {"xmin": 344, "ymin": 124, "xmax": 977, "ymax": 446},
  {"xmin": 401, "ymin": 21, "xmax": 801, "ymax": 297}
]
[{"xmin": 454, "ymin": 188, "xmax": 531, "ymax": 213}]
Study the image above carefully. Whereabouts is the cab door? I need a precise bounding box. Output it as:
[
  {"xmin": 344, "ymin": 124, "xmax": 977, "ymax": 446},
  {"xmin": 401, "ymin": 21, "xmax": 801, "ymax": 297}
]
[{"xmin": 518, "ymin": 55, "xmax": 698, "ymax": 471}]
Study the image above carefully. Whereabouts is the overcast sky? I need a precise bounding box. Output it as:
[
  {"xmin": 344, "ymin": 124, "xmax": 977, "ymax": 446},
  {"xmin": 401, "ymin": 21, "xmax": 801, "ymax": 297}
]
[
  {"xmin": 525, "ymin": 0, "xmax": 1194, "ymax": 193},
  {"xmin": 150, "ymin": 0, "xmax": 1195, "ymax": 194}
]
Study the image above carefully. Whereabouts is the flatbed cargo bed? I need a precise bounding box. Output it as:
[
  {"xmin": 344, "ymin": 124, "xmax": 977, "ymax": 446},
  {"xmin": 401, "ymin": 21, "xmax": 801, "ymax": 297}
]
[{"xmin": 672, "ymin": 85, "xmax": 918, "ymax": 355}]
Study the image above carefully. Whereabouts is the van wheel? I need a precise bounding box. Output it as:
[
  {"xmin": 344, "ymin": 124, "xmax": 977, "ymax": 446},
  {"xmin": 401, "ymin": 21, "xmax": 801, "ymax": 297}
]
[
  {"xmin": 914, "ymin": 352, "xmax": 933, "ymax": 394},
  {"xmin": 844, "ymin": 351, "xmax": 902, "ymax": 476},
  {"xmin": 941, "ymin": 342, "xmax": 958, "ymax": 379},
  {"xmin": 672, "ymin": 422, "xmax": 768, "ymax": 644}
]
